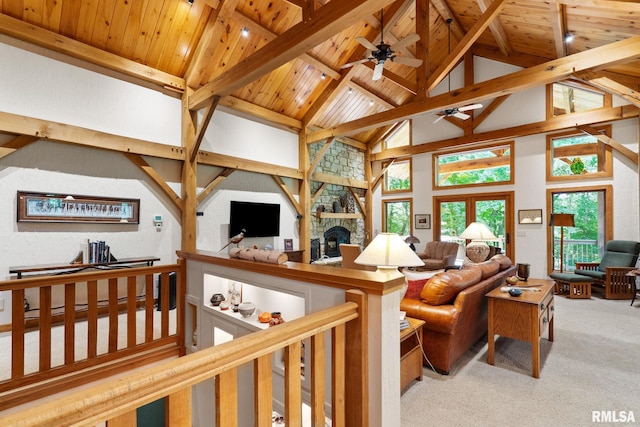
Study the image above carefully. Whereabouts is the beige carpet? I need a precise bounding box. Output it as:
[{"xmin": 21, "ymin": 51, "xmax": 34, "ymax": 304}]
[
  {"xmin": 0, "ymin": 308, "xmax": 177, "ymax": 381},
  {"xmin": 401, "ymin": 296, "xmax": 640, "ymax": 426}
]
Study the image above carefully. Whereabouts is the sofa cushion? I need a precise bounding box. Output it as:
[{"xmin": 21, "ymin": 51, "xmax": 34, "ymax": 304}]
[
  {"xmin": 474, "ymin": 259, "xmax": 500, "ymax": 280},
  {"xmin": 420, "ymin": 267, "xmax": 482, "ymax": 306},
  {"xmin": 403, "ymin": 270, "xmax": 441, "ymax": 299},
  {"xmin": 491, "ymin": 254, "xmax": 513, "ymax": 271}
]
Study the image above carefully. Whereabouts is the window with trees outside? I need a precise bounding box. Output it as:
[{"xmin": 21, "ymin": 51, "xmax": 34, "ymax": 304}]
[
  {"xmin": 383, "ymin": 198, "xmax": 412, "ymax": 236},
  {"xmin": 433, "ymin": 142, "xmax": 513, "ymax": 189},
  {"xmin": 546, "ymin": 126, "xmax": 612, "ymax": 181},
  {"xmin": 547, "ymin": 185, "xmax": 612, "ymax": 274},
  {"xmin": 382, "ymin": 158, "xmax": 412, "ymax": 193}
]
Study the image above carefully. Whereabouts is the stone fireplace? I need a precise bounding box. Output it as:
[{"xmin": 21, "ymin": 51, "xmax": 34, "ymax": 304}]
[{"xmin": 323, "ymin": 226, "xmax": 351, "ymax": 257}]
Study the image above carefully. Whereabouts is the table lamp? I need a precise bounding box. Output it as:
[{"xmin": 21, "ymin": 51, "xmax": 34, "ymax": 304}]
[
  {"xmin": 404, "ymin": 235, "xmax": 421, "ymax": 252},
  {"xmin": 460, "ymin": 222, "xmax": 496, "ymax": 263},
  {"xmin": 355, "ymin": 233, "xmax": 425, "ymax": 274},
  {"xmin": 550, "ymin": 213, "xmax": 575, "ymax": 272}
]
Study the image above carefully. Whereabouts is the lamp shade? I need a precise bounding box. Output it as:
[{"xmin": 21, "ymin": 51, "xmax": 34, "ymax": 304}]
[
  {"xmin": 459, "ymin": 222, "xmax": 496, "ymax": 240},
  {"xmin": 549, "ymin": 213, "xmax": 575, "ymax": 227},
  {"xmin": 404, "ymin": 235, "xmax": 420, "ymax": 244},
  {"xmin": 355, "ymin": 233, "xmax": 425, "ymax": 269}
]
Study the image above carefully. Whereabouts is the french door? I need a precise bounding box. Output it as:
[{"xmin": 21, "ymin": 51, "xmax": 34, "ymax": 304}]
[{"xmin": 434, "ymin": 191, "xmax": 514, "ymax": 261}]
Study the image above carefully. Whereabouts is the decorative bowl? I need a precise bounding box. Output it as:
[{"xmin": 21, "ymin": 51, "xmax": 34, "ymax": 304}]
[
  {"xmin": 238, "ymin": 301, "xmax": 256, "ymax": 318},
  {"xmin": 210, "ymin": 293, "xmax": 225, "ymax": 306},
  {"xmin": 506, "ymin": 275, "xmax": 518, "ymax": 286}
]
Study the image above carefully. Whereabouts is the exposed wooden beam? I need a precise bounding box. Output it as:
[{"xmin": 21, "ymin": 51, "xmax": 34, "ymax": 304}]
[
  {"xmin": 185, "ymin": 0, "xmax": 241, "ymax": 88},
  {"xmin": 0, "ymin": 135, "xmax": 39, "ymax": 160},
  {"xmin": 576, "ymin": 125, "xmax": 639, "ymax": 165},
  {"xmin": 219, "ymin": 96, "xmax": 302, "ymax": 133},
  {"xmin": 573, "ymin": 71, "xmax": 640, "ymax": 108},
  {"xmin": 197, "ymin": 151, "xmax": 303, "ymax": 180},
  {"xmin": 371, "ymin": 105, "xmax": 639, "ymax": 161},
  {"xmin": 426, "ymin": 0, "xmax": 507, "ymax": 93},
  {"xmin": 429, "ymin": 0, "xmax": 466, "ymax": 40},
  {"xmin": 477, "ymin": 0, "xmax": 511, "ymax": 56},
  {"xmin": 471, "ymin": 44, "xmax": 548, "ymax": 69},
  {"xmin": 191, "ymin": 96, "xmax": 220, "ymax": 163},
  {"xmin": 197, "ymin": 168, "xmax": 235, "ymax": 204},
  {"xmin": 125, "ymin": 154, "xmax": 182, "ymax": 212},
  {"xmin": 0, "ymin": 111, "xmax": 185, "ymax": 160},
  {"xmin": 272, "ymin": 175, "xmax": 302, "ymax": 214},
  {"xmin": 189, "ymin": 0, "xmax": 397, "ymax": 110},
  {"xmin": 308, "ymin": 35, "xmax": 640, "ymax": 143},
  {"xmin": 308, "ymin": 138, "xmax": 335, "ymax": 180},
  {"xmin": 550, "ymin": 0, "xmax": 640, "ymax": 12},
  {"xmin": 473, "ymin": 95, "xmax": 510, "ymax": 129},
  {"xmin": 0, "ymin": 13, "xmax": 185, "ymax": 93}
]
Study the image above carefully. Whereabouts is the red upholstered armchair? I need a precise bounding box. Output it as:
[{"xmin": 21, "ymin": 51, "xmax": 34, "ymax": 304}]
[{"xmin": 416, "ymin": 241, "xmax": 460, "ymax": 271}]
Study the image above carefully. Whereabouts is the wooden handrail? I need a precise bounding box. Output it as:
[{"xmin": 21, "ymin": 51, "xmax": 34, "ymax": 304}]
[
  {"xmin": 1, "ymin": 300, "xmax": 361, "ymax": 427},
  {"xmin": 0, "ymin": 262, "xmax": 184, "ymax": 411}
]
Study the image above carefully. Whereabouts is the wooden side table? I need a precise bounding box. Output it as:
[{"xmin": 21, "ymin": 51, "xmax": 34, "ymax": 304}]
[
  {"xmin": 400, "ymin": 317, "xmax": 425, "ymax": 393},
  {"xmin": 486, "ymin": 279, "xmax": 555, "ymax": 378}
]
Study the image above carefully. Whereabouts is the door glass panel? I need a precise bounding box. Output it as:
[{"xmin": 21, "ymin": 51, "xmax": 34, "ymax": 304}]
[
  {"xmin": 475, "ymin": 199, "xmax": 506, "ymax": 252},
  {"xmin": 439, "ymin": 201, "xmax": 466, "ymax": 241}
]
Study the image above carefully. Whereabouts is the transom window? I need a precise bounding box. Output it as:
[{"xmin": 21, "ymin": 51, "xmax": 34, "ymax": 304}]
[
  {"xmin": 433, "ymin": 142, "xmax": 513, "ymax": 189},
  {"xmin": 383, "ymin": 120, "xmax": 411, "ymax": 149},
  {"xmin": 382, "ymin": 158, "xmax": 412, "ymax": 193},
  {"xmin": 546, "ymin": 126, "xmax": 612, "ymax": 181},
  {"xmin": 547, "ymin": 81, "xmax": 611, "ymax": 118}
]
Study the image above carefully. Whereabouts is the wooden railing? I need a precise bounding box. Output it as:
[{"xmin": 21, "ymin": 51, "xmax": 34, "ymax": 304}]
[
  {"xmin": 0, "ymin": 261, "xmax": 184, "ymax": 411},
  {"xmin": 0, "ymin": 292, "xmax": 365, "ymax": 427}
]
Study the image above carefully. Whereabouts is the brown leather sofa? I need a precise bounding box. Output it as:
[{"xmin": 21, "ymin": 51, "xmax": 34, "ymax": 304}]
[
  {"xmin": 401, "ymin": 255, "xmax": 515, "ymax": 374},
  {"xmin": 416, "ymin": 241, "xmax": 460, "ymax": 270}
]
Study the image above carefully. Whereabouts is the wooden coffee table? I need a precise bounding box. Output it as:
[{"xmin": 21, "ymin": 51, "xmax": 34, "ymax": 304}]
[
  {"xmin": 400, "ymin": 317, "xmax": 425, "ymax": 393},
  {"xmin": 486, "ymin": 278, "xmax": 555, "ymax": 378}
]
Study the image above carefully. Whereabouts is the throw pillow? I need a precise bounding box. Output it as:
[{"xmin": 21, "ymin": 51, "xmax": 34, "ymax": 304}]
[{"xmin": 403, "ymin": 270, "xmax": 442, "ymax": 300}]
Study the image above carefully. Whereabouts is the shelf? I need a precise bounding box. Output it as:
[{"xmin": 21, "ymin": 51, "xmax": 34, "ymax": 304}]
[{"xmin": 317, "ymin": 212, "xmax": 362, "ymax": 219}]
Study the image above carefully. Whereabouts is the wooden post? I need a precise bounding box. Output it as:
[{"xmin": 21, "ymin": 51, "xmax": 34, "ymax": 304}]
[{"xmin": 344, "ymin": 289, "xmax": 368, "ymax": 427}]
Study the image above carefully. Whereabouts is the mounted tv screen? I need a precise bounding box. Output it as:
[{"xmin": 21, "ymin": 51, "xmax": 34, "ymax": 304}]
[{"xmin": 229, "ymin": 201, "xmax": 280, "ymax": 238}]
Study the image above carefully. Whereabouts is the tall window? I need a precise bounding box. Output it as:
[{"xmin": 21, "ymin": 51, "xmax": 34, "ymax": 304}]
[
  {"xmin": 546, "ymin": 126, "xmax": 612, "ymax": 181},
  {"xmin": 383, "ymin": 198, "xmax": 412, "ymax": 235},
  {"xmin": 547, "ymin": 186, "xmax": 612, "ymax": 273},
  {"xmin": 433, "ymin": 142, "xmax": 513, "ymax": 189}
]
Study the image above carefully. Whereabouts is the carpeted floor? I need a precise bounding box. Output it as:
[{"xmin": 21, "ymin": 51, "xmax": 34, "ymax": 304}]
[{"xmin": 400, "ymin": 295, "xmax": 640, "ymax": 426}]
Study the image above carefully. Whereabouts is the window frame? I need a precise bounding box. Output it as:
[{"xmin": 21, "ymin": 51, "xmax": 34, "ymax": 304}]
[
  {"xmin": 383, "ymin": 120, "xmax": 412, "ymax": 150},
  {"xmin": 432, "ymin": 141, "xmax": 514, "ymax": 190},
  {"xmin": 545, "ymin": 125, "xmax": 612, "ymax": 182},
  {"xmin": 382, "ymin": 197, "xmax": 413, "ymax": 236},
  {"xmin": 382, "ymin": 158, "xmax": 413, "ymax": 194},
  {"xmin": 546, "ymin": 81, "xmax": 612, "ymax": 120}
]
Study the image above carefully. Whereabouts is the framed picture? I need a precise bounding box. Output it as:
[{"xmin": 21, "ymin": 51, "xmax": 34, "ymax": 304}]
[
  {"xmin": 518, "ymin": 209, "xmax": 543, "ymax": 224},
  {"xmin": 415, "ymin": 214, "xmax": 431, "ymax": 229},
  {"xmin": 17, "ymin": 191, "xmax": 140, "ymax": 224},
  {"xmin": 284, "ymin": 238, "xmax": 293, "ymax": 251}
]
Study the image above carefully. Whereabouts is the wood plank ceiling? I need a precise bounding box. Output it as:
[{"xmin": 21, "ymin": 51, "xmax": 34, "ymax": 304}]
[{"xmin": 1, "ymin": 0, "xmax": 639, "ymax": 146}]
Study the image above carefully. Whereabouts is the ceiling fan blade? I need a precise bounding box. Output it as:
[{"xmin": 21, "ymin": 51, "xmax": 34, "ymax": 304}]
[
  {"xmin": 372, "ymin": 61, "xmax": 385, "ymax": 81},
  {"xmin": 391, "ymin": 33, "xmax": 420, "ymax": 51},
  {"xmin": 453, "ymin": 112, "xmax": 471, "ymax": 120},
  {"xmin": 340, "ymin": 58, "xmax": 369, "ymax": 69},
  {"xmin": 356, "ymin": 36, "xmax": 379, "ymax": 52},
  {"xmin": 433, "ymin": 114, "xmax": 447, "ymax": 123},
  {"xmin": 458, "ymin": 103, "xmax": 483, "ymax": 112},
  {"xmin": 392, "ymin": 56, "xmax": 423, "ymax": 67}
]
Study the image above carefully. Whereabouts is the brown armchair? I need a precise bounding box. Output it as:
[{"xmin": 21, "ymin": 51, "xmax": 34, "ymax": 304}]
[{"xmin": 416, "ymin": 241, "xmax": 460, "ymax": 271}]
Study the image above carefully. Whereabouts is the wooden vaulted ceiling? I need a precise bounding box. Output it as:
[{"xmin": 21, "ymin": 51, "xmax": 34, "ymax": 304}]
[{"xmin": 1, "ymin": 0, "xmax": 640, "ymax": 147}]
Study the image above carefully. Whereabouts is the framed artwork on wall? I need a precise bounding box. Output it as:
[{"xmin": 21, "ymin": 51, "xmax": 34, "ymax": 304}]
[
  {"xmin": 17, "ymin": 191, "xmax": 140, "ymax": 224},
  {"xmin": 518, "ymin": 209, "xmax": 543, "ymax": 224},
  {"xmin": 284, "ymin": 239, "xmax": 293, "ymax": 251},
  {"xmin": 415, "ymin": 214, "xmax": 431, "ymax": 229}
]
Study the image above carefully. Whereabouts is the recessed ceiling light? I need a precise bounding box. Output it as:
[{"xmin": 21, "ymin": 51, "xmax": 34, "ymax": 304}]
[
  {"xmin": 321, "ymin": 73, "xmax": 326, "ymax": 80},
  {"xmin": 564, "ymin": 32, "xmax": 574, "ymax": 43},
  {"xmin": 241, "ymin": 27, "xmax": 249, "ymax": 37},
  {"xmin": 369, "ymin": 100, "xmax": 374, "ymax": 106},
  {"xmin": 188, "ymin": 0, "xmax": 194, "ymax": 4}
]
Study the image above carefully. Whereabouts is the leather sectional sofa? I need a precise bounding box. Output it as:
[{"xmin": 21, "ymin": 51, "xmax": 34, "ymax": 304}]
[{"xmin": 401, "ymin": 255, "xmax": 516, "ymax": 374}]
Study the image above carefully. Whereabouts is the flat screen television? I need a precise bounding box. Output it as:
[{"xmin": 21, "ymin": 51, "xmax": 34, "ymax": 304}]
[{"xmin": 229, "ymin": 201, "xmax": 280, "ymax": 238}]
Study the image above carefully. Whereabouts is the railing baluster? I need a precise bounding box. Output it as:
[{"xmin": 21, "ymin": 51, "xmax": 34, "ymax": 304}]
[
  {"xmin": 108, "ymin": 277, "xmax": 119, "ymax": 352},
  {"xmin": 87, "ymin": 279, "xmax": 98, "ymax": 359},
  {"xmin": 254, "ymin": 354, "xmax": 273, "ymax": 427},
  {"xmin": 160, "ymin": 272, "xmax": 169, "ymax": 338},
  {"xmin": 39, "ymin": 286, "xmax": 52, "ymax": 371},
  {"xmin": 332, "ymin": 323, "xmax": 346, "ymax": 427},
  {"xmin": 216, "ymin": 368, "xmax": 238, "ymax": 426},
  {"xmin": 64, "ymin": 283, "xmax": 75, "ymax": 365},
  {"xmin": 127, "ymin": 276, "xmax": 137, "ymax": 348},
  {"xmin": 11, "ymin": 288, "xmax": 25, "ymax": 379},
  {"xmin": 107, "ymin": 409, "xmax": 136, "ymax": 426},
  {"xmin": 311, "ymin": 333, "xmax": 326, "ymax": 427},
  {"xmin": 145, "ymin": 273, "xmax": 154, "ymax": 343},
  {"xmin": 284, "ymin": 341, "xmax": 302, "ymax": 426},
  {"xmin": 167, "ymin": 387, "xmax": 192, "ymax": 427}
]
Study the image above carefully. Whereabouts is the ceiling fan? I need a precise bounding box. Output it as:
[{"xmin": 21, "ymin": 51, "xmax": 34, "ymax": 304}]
[
  {"xmin": 433, "ymin": 18, "xmax": 482, "ymax": 123},
  {"xmin": 341, "ymin": 10, "xmax": 423, "ymax": 81}
]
